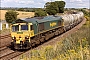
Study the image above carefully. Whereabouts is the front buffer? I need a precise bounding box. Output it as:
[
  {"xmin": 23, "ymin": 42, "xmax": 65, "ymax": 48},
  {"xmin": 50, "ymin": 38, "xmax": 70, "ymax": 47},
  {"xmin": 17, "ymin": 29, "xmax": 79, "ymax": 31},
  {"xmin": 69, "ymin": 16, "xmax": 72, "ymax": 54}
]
[{"xmin": 11, "ymin": 39, "xmax": 31, "ymax": 50}]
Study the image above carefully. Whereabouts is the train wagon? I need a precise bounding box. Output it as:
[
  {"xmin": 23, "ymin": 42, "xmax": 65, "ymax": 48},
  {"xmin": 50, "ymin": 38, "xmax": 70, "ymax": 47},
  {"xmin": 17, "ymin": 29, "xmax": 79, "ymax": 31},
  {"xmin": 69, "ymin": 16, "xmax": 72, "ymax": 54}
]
[
  {"xmin": 61, "ymin": 12, "xmax": 84, "ymax": 30},
  {"xmin": 10, "ymin": 16, "xmax": 64, "ymax": 49}
]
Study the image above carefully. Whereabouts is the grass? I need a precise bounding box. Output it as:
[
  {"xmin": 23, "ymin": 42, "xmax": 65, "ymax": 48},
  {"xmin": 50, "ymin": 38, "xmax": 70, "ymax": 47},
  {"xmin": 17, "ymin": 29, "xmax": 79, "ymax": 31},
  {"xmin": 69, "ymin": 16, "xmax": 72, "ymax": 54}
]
[
  {"xmin": 18, "ymin": 17, "xmax": 90, "ymax": 60},
  {"xmin": 0, "ymin": 29, "xmax": 10, "ymax": 34}
]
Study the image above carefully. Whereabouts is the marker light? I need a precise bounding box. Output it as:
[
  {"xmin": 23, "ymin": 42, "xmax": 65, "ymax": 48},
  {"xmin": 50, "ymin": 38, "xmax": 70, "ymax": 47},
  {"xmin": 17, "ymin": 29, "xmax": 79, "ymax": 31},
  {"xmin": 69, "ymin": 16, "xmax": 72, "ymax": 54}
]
[{"xmin": 12, "ymin": 36, "xmax": 16, "ymax": 40}]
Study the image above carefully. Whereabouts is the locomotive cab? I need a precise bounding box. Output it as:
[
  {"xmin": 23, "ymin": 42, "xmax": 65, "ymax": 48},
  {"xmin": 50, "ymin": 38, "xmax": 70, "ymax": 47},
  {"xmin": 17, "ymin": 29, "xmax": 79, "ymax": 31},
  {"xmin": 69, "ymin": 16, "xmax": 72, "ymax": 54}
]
[{"xmin": 10, "ymin": 22, "xmax": 34, "ymax": 49}]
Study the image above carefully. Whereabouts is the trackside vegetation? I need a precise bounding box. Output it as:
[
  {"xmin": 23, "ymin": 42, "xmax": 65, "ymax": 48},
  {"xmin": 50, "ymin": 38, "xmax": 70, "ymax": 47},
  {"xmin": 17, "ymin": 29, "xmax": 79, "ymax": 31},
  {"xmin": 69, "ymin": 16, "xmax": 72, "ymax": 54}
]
[
  {"xmin": 35, "ymin": 9, "xmax": 47, "ymax": 17},
  {"xmin": 19, "ymin": 16, "xmax": 90, "ymax": 60},
  {"xmin": 45, "ymin": 1, "xmax": 65, "ymax": 15},
  {"xmin": 35, "ymin": 1, "xmax": 66, "ymax": 17},
  {"xmin": 5, "ymin": 10, "xmax": 19, "ymax": 23}
]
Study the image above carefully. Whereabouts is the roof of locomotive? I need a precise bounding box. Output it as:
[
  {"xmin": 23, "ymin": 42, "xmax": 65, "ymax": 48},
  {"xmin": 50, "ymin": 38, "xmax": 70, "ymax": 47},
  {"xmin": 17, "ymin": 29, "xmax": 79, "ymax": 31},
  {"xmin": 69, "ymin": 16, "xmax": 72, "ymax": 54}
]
[{"xmin": 12, "ymin": 15, "xmax": 62, "ymax": 24}]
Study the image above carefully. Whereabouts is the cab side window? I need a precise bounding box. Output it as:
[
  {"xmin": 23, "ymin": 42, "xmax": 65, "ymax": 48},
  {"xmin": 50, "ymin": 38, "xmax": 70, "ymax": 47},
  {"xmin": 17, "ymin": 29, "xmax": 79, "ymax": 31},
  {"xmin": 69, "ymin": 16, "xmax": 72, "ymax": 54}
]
[{"xmin": 31, "ymin": 25, "xmax": 34, "ymax": 30}]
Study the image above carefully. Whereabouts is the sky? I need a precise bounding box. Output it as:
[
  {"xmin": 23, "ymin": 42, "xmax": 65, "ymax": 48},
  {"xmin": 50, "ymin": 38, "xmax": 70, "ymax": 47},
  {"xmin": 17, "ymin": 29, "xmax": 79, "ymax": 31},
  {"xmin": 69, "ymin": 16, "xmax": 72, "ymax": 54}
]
[{"xmin": 1, "ymin": 0, "xmax": 90, "ymax": 8}]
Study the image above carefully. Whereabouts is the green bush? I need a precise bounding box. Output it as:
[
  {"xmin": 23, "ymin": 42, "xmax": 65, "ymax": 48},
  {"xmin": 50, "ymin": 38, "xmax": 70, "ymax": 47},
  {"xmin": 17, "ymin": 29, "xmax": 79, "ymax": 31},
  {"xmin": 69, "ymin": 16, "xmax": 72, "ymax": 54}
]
[{"xmin": 35, "ymin": 9, "xmax": 47, "ymax": 17}]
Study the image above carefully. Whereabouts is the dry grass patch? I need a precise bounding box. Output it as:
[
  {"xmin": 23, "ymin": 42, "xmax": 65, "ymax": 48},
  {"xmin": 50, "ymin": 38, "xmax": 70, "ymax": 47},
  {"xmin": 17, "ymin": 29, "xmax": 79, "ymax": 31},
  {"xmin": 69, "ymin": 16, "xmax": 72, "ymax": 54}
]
[{"xmin": 0, "ymin": 10, "xmax": 35, "ymax": 20}]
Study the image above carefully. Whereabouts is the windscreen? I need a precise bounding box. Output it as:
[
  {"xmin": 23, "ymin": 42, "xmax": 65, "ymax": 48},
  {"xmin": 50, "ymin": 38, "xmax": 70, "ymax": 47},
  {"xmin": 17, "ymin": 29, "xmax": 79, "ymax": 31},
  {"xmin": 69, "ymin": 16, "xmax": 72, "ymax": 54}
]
[
  {"xmin": 12, "ymin": 25, "xmax": 19, "ymax": 32},
  {"xmin": 21, "ymin": 25, "xmax": 28, "ymax": 30}
]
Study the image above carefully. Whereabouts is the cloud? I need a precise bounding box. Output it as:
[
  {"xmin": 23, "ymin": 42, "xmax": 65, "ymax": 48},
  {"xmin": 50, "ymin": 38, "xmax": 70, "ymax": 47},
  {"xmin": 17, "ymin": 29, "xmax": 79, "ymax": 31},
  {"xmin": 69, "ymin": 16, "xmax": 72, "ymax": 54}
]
[
  {"xmin": 65, "ymin": 0, "xmax": 89, "ymax": 8},
  {"xmin": 44, "ymin": 0, "xmax": 49, "ymax": 2},
  {"xmin": 1, "ymin": 0, "xmax": 35, "ymax": 4},
  {"xmin": 18, "ymin": 0, "xmax": 34, "ymax": 4},
  {"xmin": 70, "ymin": 0, "xmax": 82, "ymax": 2},
  {"xmin": 76, "ymin": 2, "xmax": 89, "ymax": 7},
  {"xmin": 77, "ymin": 3, "xmax": 86, "ymax": 6},
  {"xmin": 54, "ymin": 0, "xmax": 65, "ymax": 1},
  {"xmin": 1, "ymin": 0, "xmax": 13, "ymax": 3},
  {"xmin": 76, "ymin": 0, "xmax": 82, "ymax": 1}
]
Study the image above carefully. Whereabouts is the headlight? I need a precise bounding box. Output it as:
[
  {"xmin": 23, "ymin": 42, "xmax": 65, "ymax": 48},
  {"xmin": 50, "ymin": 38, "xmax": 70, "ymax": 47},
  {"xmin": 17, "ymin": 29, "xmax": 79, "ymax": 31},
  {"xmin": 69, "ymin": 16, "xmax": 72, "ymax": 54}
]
[
  {"xmin": 19, "ymin": 36, "xmax": 22, "ymax": 40},
  {"xmin": 20, "ymin": 38, "xmax": 22, "ymax": 40},
  {"xmin": 12, "ymin": 36, "xmax": 16, "ymax": 40},
  {"xmin": 25, "ymin": 36, "xmax": 29, "ymax": 39}
]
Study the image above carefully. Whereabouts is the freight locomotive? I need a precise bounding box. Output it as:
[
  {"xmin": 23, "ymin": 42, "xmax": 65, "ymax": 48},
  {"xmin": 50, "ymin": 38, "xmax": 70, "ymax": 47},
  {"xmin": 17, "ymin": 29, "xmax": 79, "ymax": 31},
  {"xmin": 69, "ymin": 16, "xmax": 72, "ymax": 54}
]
[{"xmin": 10, "ymin": 12, "xmax": 84, "ymax": 49}]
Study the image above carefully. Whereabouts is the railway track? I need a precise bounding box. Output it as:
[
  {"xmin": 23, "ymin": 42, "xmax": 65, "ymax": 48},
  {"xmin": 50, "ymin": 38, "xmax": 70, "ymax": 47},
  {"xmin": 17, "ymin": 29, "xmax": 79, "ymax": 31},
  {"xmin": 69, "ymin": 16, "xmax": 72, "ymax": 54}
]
[
  {"xmin": 0, "ymin": 34, "xmax": 11, "ymax": 39},
  {"xmin": 0, "ymin": 47, "xmax": 23, "ymax": 60},
  {"xmin": 0, "ymin": 48, "xmax": 14, "ymax": 58},
  {"xmin": 0, "ymin": 18, "xmax": 86, "ymax": 60},
  {"xmin": 0, "ymin": 34, "xmax": 12, "ymax": 49},
  {"xmin": 0, "ymin": 34, "xmax": 24, "ymax": 60},
  {"xmin": 0, "ymin": 51, "xmax": 23, "ymax": 60},
  {"xmin": 0, "ymin": 35, "xmax": 23, "ymax": 60},
  {"xmin": 0, "ymin": 46, "xmax": 8, "ymax": 51}
]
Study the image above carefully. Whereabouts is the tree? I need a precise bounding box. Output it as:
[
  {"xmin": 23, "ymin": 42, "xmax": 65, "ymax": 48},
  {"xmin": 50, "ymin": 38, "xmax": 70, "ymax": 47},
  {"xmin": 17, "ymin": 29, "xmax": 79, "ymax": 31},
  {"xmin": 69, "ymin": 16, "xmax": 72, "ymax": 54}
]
[
  {"xmin": 45, "ymin": 1, "xmax": 66, "ymax": 15},
  {"xmin": 55, "ymin": 1, "xmax": 66, "ymax": 13},
  {"xmin": 17, "ymin": 8, "xmax": 24, "ymax": 11},
  {"xmin": 35, "ymin": 9, "xmax": 47, "ymax": 17},
  {"xmin": 5, "ymin": 10, "xmax": 19, "ymax": 23},
  {"xmin": 45, "ymin": 2, "xmax": 59, "ymax": 15},
  {"xmin": 78, "ymin": 9, "xmax": 90, "ymax": 17}
]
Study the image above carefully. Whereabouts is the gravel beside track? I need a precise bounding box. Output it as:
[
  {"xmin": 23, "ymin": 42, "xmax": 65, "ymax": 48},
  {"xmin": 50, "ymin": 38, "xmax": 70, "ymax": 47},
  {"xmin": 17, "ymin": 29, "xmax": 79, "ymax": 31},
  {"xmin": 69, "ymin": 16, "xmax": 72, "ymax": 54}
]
[
  {"xmin": 0, "ymin": 34, "xmax": 11, "ymax": 39},
  {"xmin": 0, "ymin": 37, "xmax": 12, "ymax": 48},
  {"xmin": 0, "ymin": 31, "xmax": 10, "ymax": 36},
  {"xmin": 0, "ymin": 51, "xmax": 23, "ymax": 60},
  {"xmin": 0, "ymin": 47, "xmax": 7, "ymax": 51},
  {"xmin": 0, "ymin": 48, "xmax": 14, "ymax": 58},
  {"xmin": 0, "ymin": 30, "xmax": 11, "ymax": 48}
]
